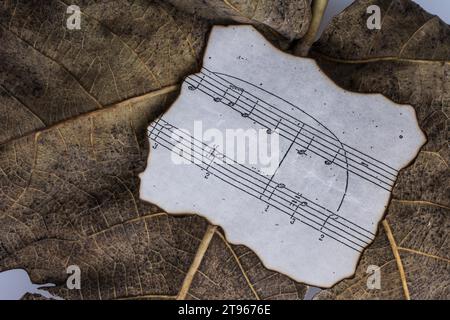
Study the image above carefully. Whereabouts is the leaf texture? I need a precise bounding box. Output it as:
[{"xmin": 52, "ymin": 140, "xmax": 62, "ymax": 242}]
[{"xmin": 312, "ymin": 0, "xmax": 449, "ymax": 299}]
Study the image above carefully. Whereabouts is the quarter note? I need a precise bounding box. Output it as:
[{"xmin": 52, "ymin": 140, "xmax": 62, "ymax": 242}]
[
  {"xmin": 264, "ymin": 182, "xmax": 285, "ymax": 201},
  {"xmin": 242, "ymin": 100, "xmax": 258, "ymax": 118},
  {"xmin": 297, "ymin": 136, "xmax": 314, "ymax": 155},
  {"xmin": 214, "ymin": 88, "xmax": 229, "ymax": 102},
  {"xmin": 320, "ymin": 213, "xmax": 339, "ymax": 231},
  {"xmin": 325, "ymin": 147, "xmax": 342, "ymax": 165},
  {"xmin": 188, "ymin": 75, "xmax": 205, "ymax": 91},
  {"xmin": 293, "ymin": 193, "xmax": 308, "ymax": 206},
  {"xmin": 289, "ymin": 198, "xmax": 301, "ymax": 225},
  {"xmin": 266, "ymin": 119, "xmax": 281, "ymax": 134}
]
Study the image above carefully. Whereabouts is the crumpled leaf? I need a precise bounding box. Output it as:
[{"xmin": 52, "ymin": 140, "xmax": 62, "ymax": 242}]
[
  {"xmin": 167, "ymin": 0, "xmax": 311, "ymax": 41},
  {"xmin": 311, "ymin": 0, "xmax": 449, "ymax": 299}
]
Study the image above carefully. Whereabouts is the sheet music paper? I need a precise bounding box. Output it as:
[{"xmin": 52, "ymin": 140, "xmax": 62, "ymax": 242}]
[{"xmin": 139, "ymin": 26, "xmax": 426, "ymax": 287}]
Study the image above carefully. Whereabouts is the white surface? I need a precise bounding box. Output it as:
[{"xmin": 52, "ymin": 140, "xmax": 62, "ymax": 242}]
[
  {"xmin": 140, "ymin": 25, "xmax": 425, "ymax": 287},
  {"xmin": 0, "ymin": 269, "xmax": 60, "ymax": 300}
]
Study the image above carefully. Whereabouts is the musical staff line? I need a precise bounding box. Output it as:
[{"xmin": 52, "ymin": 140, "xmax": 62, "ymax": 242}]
[
  {"xmin": 185, "ymin": 76, "xmax": 391, "ymax": 191},
  {"xmin": 194, "ymin": 70, "xmax": 396, "ymax": 182},
  {"xmin": 148, "ymin": 119, "xmax": 375, "ymax": 252},
  {"xmin": 185, "ymin": 70, "xmax": 398, "ymax": 193},
  {"xmin": 207, "ymin": 68, "xmax": 398, "ymax": 175}
]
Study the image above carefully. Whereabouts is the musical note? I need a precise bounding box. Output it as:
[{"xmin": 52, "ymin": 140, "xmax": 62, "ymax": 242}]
[
  {"xmin": 188, "ymin": 75, "xmax": 205, "ymax": 91},
  {"xmin": 214, "ymin": 88, "xmax": 229, "ymax": 102},
  {"xmin": 297, "ymin": 136, "xmax": 314, "ymax": 155},
  {"xmin": 183, "ymin": 66, "xmax": 400, "ymax": 194},
  {"xmin": 319, "ymin": 213, "xmax": 340, "ymax": 241},
  {"xmin": 242, "ymin": 100, "xmax": 258, "ymax": 118},
  {"xmin": 266, "ymin": 119, "xmax": 281, "ymax": 134},
  {"xmin": 146, "ymin": 118, "xmax": 376, "ymax": 256},
  {"xmin": 264, "ymin": 182, "xmax": 285, "ymax": 202},
  {"xmin": 163, "ymin": 123, "xmax": 175, "ymax": 130},
  {"xmin": 289, "ymin": 198, "xmax": 301, "ymax": 225},
  {"xmin": 320, "ymin": 214, "xmax": 340, "ymax": 232},
  {"xmin": 325, "ymin": 148, "xmax": 342, "ymax": 165},
  {"xmin": 141, "ymin": 26, "xmax": 425, "ymax": 286},
  {"xmin": 228, "ymin": 85, "xmax": 244, "ymax": 107}
]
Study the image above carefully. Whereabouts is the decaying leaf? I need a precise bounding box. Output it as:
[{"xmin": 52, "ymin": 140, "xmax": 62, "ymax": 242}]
[
  {"xmin": 184, "ymin": 228, "xmax": 308, "ymax": 300},
  {"xmin": 311, "ymin": 0, "xmax": 449, "ymax": 299},
  {"xmin": 0, "ymin": 0, "xmax": 206, "ymax": 144},
  {"xmin": 167, "ymin": 0, "xmax": 311, "ymax": 41},
  {"xmin": 0, "ymin": 0, "xmax": 311, "ymax": 145},
  {"xmin": 0, "ymin": 0, "xmax": 314, "ymax": 300},
  {"xmin": 1, "ymin": 0, "xmax": 447, "ymax": 300},
  {"xmin": 0, "ymin": 86, "xmax": 309, "ymax": 299}
]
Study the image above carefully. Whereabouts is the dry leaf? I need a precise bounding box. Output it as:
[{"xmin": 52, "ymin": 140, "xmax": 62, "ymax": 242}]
[
  {"xmin": 0, "ymin": 0, "xmax": 208, "ymax": 144},
  {"xmin": 0, "ymin": 0, "xmax": 311, "ymax": 145},
  {"xmin": 0, "ymin": 0, "xmax": 313, "ymax": 300},
  {"xmin": 167, "ymin": 0, "xmax": 311, "ymax": 40},
  {"xmin": 311, "ymin": 0, "xmax": 449, "ymax": 299},
  {"xmin": 2, "ymin": 0, "xmax": 446, "ymax": 300},
  {"xmin": 0, "ymin": 85, "xmax": 308, "ymax": 300}
]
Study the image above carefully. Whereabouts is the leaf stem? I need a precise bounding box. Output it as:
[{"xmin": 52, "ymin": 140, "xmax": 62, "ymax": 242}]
[{"xmin": 294, "ymin": 0, "xmax": 329, "ymax": 56}]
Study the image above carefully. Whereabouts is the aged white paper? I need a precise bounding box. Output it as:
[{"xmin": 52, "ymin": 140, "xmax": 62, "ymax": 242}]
[{"xmin": 139, "ymin": 26, "xmax": 426, "ymax": 287}]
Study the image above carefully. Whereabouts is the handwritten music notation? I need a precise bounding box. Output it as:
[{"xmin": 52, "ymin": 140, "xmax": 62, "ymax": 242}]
[
  {"xmin": 148, "ymin": 119, "xmax": 375, "ymax": 252},
  {"xmin": 184, "ymin": 68, "xmax": 399, "ymax": 193}
]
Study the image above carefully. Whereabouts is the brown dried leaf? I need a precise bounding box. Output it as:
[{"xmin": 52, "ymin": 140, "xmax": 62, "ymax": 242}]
[
  {"xmin": 184, "ymin": 229, "xmax": 307, "ymax": 300},
  {"xmin": 312, "ymin": 0, "xmax": 449, "ymax": 299},
  {"xmin": 0, "ymin": 88, "xmax": 308, "ymax": 299},
  {"xmin": 0, "ymin": 0, "xmax": 313, "ymax": 300},
  {"xmin": 167, "ymin": 0, "xmax": 311, "ymax": 41},
  {"xmin": 0, "ymin": 0, "xmax": 208, "ymax": 144},
  {"xmin": 0, "ymin": 0, "xmax": 311, "ymax": 145}
]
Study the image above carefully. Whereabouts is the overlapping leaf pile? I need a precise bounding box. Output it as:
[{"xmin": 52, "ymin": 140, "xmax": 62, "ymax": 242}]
[
  {"xmin": 0, "ymin": 0, "xmax": 447, "ymax": 299},
  {"xmin": 0, "ymin": 0, "xmax": 310, "ymax": 300}
]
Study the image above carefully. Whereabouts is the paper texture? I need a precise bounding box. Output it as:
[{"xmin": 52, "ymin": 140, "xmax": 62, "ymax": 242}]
[{"xmin": 140, "ymin": 26, "xmax": 426, "ymax": 287}]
